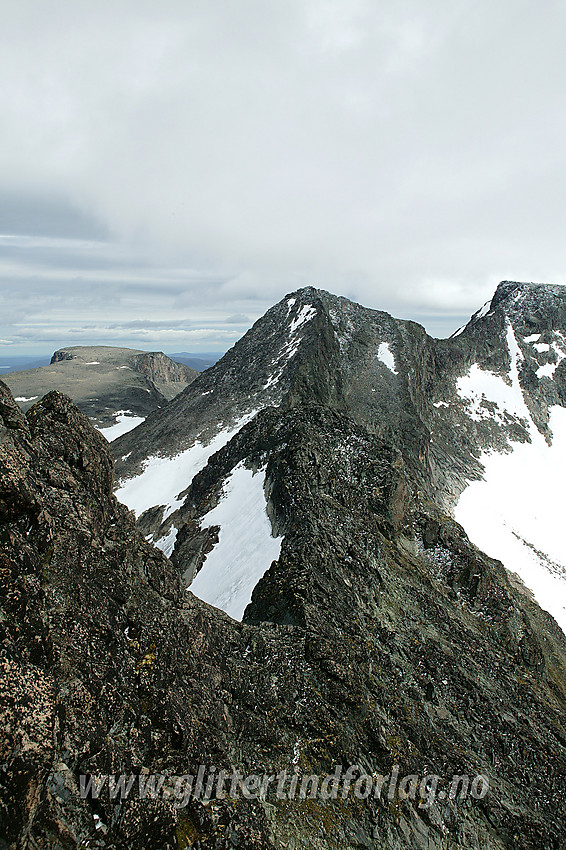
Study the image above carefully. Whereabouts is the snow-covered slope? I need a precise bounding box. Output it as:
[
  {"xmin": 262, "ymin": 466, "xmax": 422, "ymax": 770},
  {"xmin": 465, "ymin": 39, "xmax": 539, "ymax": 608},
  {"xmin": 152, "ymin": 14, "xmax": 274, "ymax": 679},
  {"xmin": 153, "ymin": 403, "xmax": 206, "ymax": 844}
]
[
  {"xmin": 97, "ymin": 410, "xmax": 145, "ymax": 441},
  {"xmin": 189, "ymin": 464, "xmax": 282, "ymax": 620},
  {"xmin": 455, "ymin": 404, "xmax": 566, "ymax": 632},
  {"xmin": 454, "ymin": 320, "xmax": 566, "ymax": 632},
  {"xmin": 115, "ymin": 410, "xmax": 259, "ymax": 519}
]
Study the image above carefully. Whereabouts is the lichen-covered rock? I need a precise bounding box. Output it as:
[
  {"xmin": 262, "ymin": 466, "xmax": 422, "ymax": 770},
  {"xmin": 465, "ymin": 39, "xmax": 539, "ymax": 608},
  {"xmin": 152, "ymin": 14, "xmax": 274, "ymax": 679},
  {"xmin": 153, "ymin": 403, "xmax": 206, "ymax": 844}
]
[{"xmin": 1, "ymin": 375, "xmax": 566, "ymax": 849}]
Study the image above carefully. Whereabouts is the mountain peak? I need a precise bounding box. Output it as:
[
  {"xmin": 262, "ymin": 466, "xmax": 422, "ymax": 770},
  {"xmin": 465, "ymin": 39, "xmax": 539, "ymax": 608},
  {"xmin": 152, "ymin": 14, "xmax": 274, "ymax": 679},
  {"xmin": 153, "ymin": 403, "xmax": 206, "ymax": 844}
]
[
  {"xmin": 491, "ymin": 279, "xmax": 566, "ymax": 311},
  {"xmin": 284, "ymin": 284, "xmax": 321, "ymax": 300}
]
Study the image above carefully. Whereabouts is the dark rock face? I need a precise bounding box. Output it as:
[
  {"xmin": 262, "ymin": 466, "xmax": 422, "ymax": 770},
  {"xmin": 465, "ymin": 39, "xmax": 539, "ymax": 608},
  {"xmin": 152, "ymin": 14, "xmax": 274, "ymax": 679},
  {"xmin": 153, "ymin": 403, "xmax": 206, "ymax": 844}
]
[
  {"xmin": 50, "ymin": 351, "xmax": 75, "ymax": 363},
  {"xmin": 134, "ymin": 351, "xmax": 195, "ymax": 388},
  {"xmin": 4, "ymin": 346, "xmax": 198, "ymax": 429},
  {"xmin": 2, "ymin": 283, "xmax": 566, "ymax": 849}
]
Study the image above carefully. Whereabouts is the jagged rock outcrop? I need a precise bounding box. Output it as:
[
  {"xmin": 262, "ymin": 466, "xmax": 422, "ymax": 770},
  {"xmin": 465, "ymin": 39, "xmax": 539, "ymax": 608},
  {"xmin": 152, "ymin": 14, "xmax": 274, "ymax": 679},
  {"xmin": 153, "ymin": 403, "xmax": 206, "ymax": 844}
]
[
  {"xmin": 2, "ymin": 365, "xmax": 566, "ymax": 847},
  {"xmin": 4, "ymin": 346, "xmax": 198, "ymax": 430}
]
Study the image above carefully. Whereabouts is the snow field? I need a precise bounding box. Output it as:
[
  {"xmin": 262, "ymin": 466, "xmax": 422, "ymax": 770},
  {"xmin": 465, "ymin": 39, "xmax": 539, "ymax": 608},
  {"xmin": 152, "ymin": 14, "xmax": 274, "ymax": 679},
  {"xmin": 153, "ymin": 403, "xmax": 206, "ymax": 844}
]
[
  {"xmin": 98, "ymin": 411, "xmax": 146, "ymax": 441},
  {"xmin": 115, "ymin": 410, "xmax": 259, "ymax": 519},
  {"xmin": 455, "ymin": 322, "xmax": 566, "ymax": 633},
  {"xmin": 377, "ymin": 342, "xmax": 397, "ymax": 374},
  {"xmin": 189, "ymin": 463, "xmax": 283, "ymax": 620}
]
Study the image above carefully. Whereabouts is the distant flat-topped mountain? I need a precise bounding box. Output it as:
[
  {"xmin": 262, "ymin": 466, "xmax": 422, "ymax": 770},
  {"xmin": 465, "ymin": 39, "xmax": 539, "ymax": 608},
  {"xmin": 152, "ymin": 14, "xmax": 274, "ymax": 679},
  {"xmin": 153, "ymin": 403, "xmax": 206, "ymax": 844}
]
[{"xmin": 3, "ymin": 345, "xmax": 198, "ymax": 436}]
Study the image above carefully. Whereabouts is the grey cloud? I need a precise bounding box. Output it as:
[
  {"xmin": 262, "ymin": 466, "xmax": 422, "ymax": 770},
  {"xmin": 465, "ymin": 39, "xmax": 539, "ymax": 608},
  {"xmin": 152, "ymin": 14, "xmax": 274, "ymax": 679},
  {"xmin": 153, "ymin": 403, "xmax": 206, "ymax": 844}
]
[
  {"xmin": 0, "ymin": 191, "xmax": 108, "ymax": 240},
  {"xmin": 224, "ymin": 314, "xmax": 250, "ymax": 324},
  {"xmin": 109, "ymin": 319, "xmax": 193, "ymax": 330},
  {"xmin": 1, "ymin": 0, "xmax": 566, "ymax": 354}
]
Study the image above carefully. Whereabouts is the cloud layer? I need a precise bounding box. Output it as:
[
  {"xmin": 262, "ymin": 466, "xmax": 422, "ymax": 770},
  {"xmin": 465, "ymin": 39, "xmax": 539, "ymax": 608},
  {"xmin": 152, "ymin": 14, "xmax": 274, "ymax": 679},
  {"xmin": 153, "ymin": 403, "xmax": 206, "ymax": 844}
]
[{"xmin": 2, "ymin": 0, "xmax": 566, "ymax": 351}]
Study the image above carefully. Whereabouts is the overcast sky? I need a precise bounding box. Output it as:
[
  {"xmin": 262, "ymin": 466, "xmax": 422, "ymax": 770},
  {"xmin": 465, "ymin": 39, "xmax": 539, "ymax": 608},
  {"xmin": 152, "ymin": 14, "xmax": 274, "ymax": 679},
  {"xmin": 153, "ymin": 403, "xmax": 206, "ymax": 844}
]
[{"xmin": 2, "ymin": 0, "xmax": 566, "ymax": 355}]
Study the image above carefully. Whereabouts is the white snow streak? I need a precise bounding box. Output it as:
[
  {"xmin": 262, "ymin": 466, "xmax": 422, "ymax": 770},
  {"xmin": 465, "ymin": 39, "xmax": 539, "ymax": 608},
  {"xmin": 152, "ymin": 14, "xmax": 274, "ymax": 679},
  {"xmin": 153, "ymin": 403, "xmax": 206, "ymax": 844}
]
[
  {"xmin": 98, "ymin": 411, "xmax": 145, "ymax": 441},
  {"xmin": 289, "ymin": 304, "xmax": 316, "ymax": 334},
  {"xmin": 262, "ymin": 302, "xmax": 317, "ymax": 389},
  {"xmin": 377, "ymin": 342, "xmax": 397, "ymax": 374},
  {"xmin": 475, "ymin": 300, "xmax": 492, "ymax": 319},
  {"xmin": 14, "ymin": 395, "xmax": 38, "ymax": 402},
  {"xmin": 189, "ymin": 464, "xmax": 282, "ymax": 621},
  {"xmin": 115, "ymin": 410, "xmax": 259, "ymax": 519}
]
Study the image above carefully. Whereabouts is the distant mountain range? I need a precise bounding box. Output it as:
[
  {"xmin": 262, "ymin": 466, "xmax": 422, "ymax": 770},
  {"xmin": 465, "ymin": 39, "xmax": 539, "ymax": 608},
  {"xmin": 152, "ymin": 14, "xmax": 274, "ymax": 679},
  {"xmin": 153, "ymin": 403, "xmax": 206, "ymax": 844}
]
[
  {"xmin": 2, "ymin": 283, "xmax": 566, "ymax": 848},
  {"xmin": 0, "ymin": 354, "xmax": 52, "ymax": 373},
  {"xmin": 166, "ymin": 351, "xmax": 223, "ymax": 371}
]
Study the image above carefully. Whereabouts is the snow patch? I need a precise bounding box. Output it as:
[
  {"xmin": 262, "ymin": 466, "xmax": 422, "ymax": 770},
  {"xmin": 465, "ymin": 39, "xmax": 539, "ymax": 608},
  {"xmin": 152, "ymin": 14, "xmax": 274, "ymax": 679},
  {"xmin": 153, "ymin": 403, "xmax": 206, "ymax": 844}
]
[
  {"xmin": 457, "ymin": 367, "xmax": 523, "ymax": 423},
  {"xmin": 433, "ymin": 401, "xmax": 449, "ymax": 408},
  {"xmin": 524, "ymin": 334, "xmax": 541, "ymax": 343},
  {"xmin": 189, "ymin": 463, "xmax": 282, "ymax": 621},
  {"xmin": 85, "ymin": 361, "xmax": 100, "ymax": 365},
  {"xmin": 533, "ymin": 334, "xmax": 566, "ymax": 380},
  {"xmin": 455, "ymin": 404, "xmax": 566, "ymax": 634},
  {"xmin": 154, "ymin": 525, "xmax": 178, "ymax": 557},
  {"xmin": 98, "ymin": 411, "xmax": 145, "ymax": 441},
  {"xmin": 537, "ymin": 363, "xmax": 557, "ymax": 379},
  {"xmin": 115, "ymin": 410, "xmax": 259, "ymax": 519},
  {"xmin": 14, "ymin": 395, "xmax": 38, "ymax": 402},
  {"xmin": 377, "ymin": 342, "xmax": 397, "ymax": 374}
]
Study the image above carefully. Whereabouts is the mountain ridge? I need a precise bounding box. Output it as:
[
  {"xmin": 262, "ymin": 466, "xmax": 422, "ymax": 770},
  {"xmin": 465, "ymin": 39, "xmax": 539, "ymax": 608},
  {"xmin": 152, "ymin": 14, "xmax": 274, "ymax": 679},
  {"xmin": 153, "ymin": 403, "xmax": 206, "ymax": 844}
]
[
  {"xmin": 2, "ymin": 282, "xmax": 566, "ymax": 848},
  {"xmin": 114, "ymin": 279, "xmax": 566, "ymax": 512},
  {"xmin": 114, "ymin": 280, "xmax": 566, "ymax": 631}
]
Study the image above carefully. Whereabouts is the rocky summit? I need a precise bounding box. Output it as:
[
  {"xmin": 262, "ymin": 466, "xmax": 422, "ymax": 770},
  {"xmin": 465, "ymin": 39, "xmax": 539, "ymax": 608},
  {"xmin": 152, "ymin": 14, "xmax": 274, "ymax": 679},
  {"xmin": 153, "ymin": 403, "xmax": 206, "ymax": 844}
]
[{"xmin": 1, "ymin": 283, "xmax": 566, "ymax": 849}]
